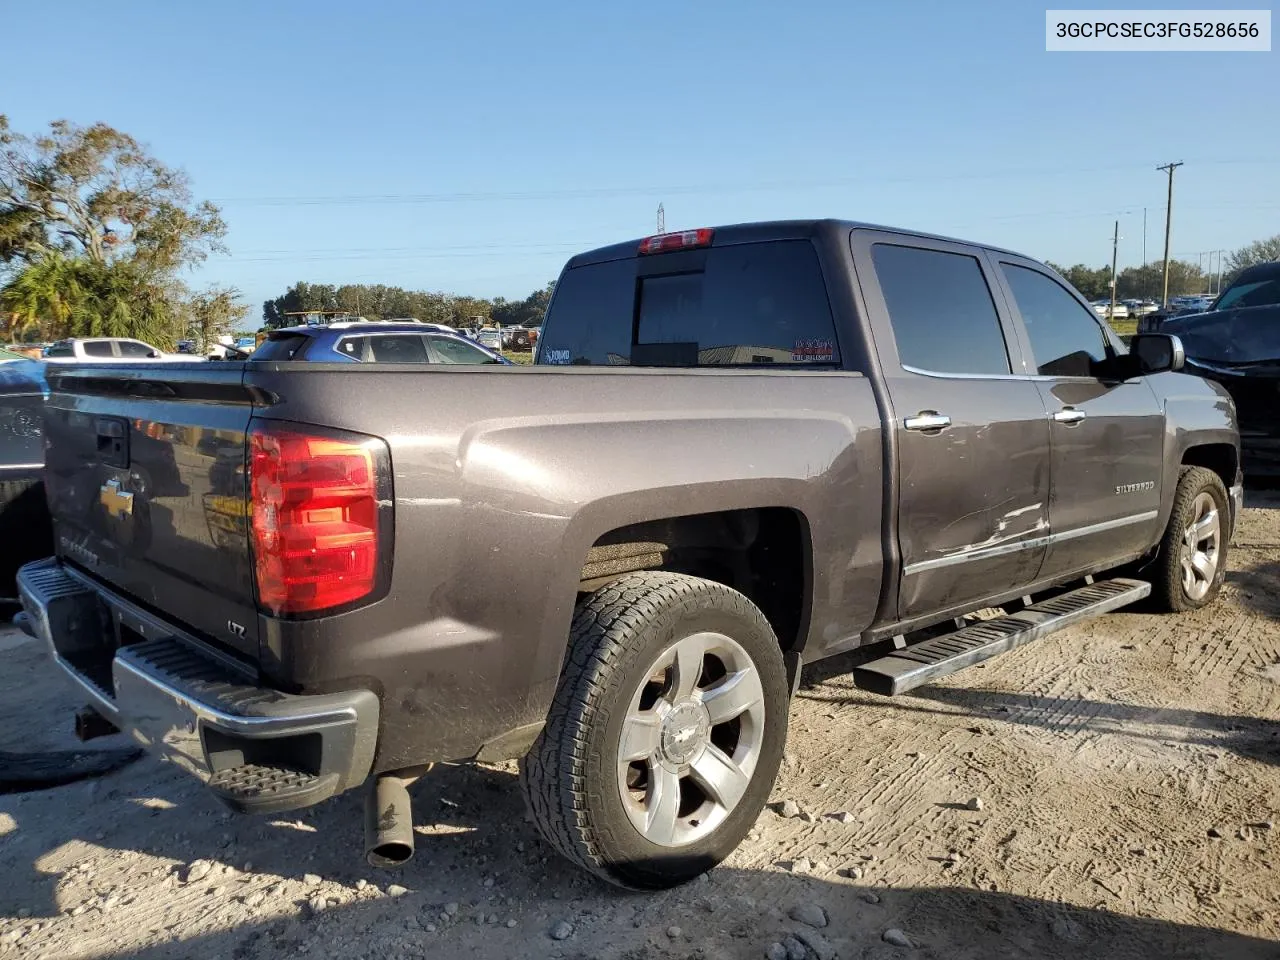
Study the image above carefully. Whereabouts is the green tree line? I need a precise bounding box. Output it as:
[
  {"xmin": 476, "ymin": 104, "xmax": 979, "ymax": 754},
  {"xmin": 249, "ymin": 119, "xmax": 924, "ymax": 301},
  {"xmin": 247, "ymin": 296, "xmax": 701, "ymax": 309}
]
[
  {"xmin": 261, "ymin": 280, "xmax": 555, "ymax": 330},
  {"xmin": 1, "ymin": 115, "xmax": 240, "ymax": 349},
  {"xmin": 1046, "ymin": 235, "xmax": 1280, "ymax": 303},
  {"xmin": 5, "ymin": 116, "xmax": 1276, "ymax": 348}
]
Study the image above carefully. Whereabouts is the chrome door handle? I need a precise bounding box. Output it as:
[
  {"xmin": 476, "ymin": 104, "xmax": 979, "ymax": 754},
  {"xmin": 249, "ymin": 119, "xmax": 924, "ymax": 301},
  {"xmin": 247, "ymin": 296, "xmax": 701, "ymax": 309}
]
[
  {"xmin": 904, "ymin": 412, "xmax": 952, "ymax": 432},
  {"xmin": 1053, "ymin": 407, "xmax": 1087, "ymax": 425}
]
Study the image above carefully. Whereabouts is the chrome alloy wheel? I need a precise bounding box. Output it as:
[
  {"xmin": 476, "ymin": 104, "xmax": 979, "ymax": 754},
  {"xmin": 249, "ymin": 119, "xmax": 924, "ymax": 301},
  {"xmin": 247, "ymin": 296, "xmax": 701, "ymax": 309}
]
[
  {"xmin": 617, "ymin": 631, "xmax": 766, "ymax": 847},
  {"xmin": 1180, "ymin": 491, "xmax": 1221, "ymax": 602}
]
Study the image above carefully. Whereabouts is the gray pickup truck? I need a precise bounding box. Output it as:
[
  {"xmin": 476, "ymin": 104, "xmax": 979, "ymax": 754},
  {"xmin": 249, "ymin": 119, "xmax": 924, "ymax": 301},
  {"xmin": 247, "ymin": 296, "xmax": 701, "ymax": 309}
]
[{"xmin": 18, "ymin": 220, "xmax": 1240, "ymax": 889}]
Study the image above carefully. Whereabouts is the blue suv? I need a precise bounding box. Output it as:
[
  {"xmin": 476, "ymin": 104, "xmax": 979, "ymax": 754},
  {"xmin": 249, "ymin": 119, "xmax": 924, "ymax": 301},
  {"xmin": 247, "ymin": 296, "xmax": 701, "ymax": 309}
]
[{"xmin": 249, "ymin": 321, "xmax": 511, "ymax": 365}]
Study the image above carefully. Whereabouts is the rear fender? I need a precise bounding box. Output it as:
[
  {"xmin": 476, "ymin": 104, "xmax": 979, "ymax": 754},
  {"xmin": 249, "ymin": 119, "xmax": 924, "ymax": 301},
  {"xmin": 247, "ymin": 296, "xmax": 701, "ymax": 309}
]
[{"xmin": 451, "ymin": 409, "xmax": 876, "ymax": 720}]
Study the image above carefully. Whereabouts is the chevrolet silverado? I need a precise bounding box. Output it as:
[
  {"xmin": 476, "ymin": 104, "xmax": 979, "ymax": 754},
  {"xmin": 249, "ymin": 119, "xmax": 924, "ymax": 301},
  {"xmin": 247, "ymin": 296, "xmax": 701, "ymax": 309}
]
[{"xmin": 18, "ymin": 220, "xmax": 1241, "ymax": 889}]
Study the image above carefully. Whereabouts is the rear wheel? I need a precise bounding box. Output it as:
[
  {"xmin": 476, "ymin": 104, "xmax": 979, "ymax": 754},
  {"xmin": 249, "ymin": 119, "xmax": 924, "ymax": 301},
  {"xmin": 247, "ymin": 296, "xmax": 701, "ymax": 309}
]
[
  {"xmin": 520, "ymin": 572, "xmax": 789, "ymax": 889},
  {"xmin": 1150, "ymin": 466, "xmax": 1229, "ymax": 612}
]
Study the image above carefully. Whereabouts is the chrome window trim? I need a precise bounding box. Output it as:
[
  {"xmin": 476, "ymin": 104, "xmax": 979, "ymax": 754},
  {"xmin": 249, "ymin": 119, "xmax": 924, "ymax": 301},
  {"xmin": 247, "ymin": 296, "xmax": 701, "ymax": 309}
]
[
  {"xmin": 900, "ymin": 363, "xmax": 1106, "ymax": 384},
  {"xmin": 904, "ymin": 510, "xmax": 1159, "ymax": 576}
]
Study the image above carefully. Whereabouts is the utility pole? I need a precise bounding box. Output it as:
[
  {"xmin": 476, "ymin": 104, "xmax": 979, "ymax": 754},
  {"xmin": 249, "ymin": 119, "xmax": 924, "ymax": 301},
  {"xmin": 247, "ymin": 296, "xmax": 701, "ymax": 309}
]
[
  {"xmin": 657, "ymin": 203, "xmax": 665, "ymax": 234},
  {"xmin": 1157, "ymin": 161, "xmax": 1183, "ymax": 308},
  {"xmin": 1109, "ymin": 220, "xmax": 1120, "ymax": 320},
  {"xmin": 1216, "ymin": 249, "xmax": 1226, "ymax": 295},
  {"xmin": 1142, "ymin": 207, "xmax": 1148, "ymax": 301}
]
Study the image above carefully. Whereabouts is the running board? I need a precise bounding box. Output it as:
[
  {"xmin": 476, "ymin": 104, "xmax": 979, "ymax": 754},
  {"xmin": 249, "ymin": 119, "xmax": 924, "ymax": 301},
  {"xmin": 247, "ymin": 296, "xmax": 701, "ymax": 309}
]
[{"xmin": 852, "ymin": 578, "xmax": 1151, "ymax": 696}]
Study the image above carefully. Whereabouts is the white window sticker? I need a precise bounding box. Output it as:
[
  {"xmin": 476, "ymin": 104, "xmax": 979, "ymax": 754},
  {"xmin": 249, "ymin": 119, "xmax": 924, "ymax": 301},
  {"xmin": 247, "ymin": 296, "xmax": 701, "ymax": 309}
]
[
  {"xmin": 543, "ymin": 348, "xmax": 571, "ymax": 365},
  {"xmin": 792, "ymin": 338, "xmax": 835, "ymax": 362}
]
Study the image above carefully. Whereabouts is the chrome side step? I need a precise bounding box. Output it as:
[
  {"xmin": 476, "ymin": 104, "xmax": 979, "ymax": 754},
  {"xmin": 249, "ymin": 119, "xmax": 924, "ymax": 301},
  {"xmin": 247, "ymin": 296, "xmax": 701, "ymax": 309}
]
[{"xmin": 852, "ymin": 578, "xmax": 1151, "ymax": 696}]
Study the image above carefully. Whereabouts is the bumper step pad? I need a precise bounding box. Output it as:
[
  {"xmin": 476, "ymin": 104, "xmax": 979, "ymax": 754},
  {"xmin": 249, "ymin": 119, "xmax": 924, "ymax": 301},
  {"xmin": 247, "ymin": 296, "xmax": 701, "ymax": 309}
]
[
  {"xmin": 853, "ymin": 578, "xmax": 1151, "ymax": 696},
  {"xmin": 208, "ymin": 763, "xmax": 340, "ymax": 815}
]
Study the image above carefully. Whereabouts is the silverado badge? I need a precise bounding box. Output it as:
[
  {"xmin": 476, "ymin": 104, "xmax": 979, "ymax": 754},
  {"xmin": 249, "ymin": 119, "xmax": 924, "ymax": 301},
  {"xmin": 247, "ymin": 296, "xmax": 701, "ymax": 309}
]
[{"xmin": 1115, "ymin": 481, "xmax": 1156, "ymax": 495}]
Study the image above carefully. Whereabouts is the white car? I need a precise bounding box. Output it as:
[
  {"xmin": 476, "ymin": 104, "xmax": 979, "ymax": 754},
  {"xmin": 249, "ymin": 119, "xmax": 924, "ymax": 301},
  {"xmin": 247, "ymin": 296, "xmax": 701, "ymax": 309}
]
[
  {"xmin": 1090, "ymin": 301, "xmax": 1128, "ymax": 320},
  {"xmin": 475, "ymin": 328, "xmax": 503, "ymax": 350},
  {"xmin": 42, "ymin": 338, "xmax": 204, "ymax": 363}
]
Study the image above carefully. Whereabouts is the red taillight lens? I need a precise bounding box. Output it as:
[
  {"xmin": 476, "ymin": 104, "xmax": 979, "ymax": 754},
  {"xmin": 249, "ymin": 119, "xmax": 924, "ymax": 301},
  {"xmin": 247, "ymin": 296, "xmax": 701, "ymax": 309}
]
[
  {"xmin": 249, "ymin": 424, "xmax": 388, "ymax": 615},
  {"xmin": 638, "ymin": 228, "xmax": 714, "ymax": 255}
]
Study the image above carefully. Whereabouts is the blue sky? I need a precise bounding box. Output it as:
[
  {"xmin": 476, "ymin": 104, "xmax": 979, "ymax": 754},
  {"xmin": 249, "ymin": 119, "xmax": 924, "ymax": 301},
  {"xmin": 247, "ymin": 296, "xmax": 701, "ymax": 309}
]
[{"xmin": 5, "ymin": 1, "xmax": 1276, "ymax": 317}]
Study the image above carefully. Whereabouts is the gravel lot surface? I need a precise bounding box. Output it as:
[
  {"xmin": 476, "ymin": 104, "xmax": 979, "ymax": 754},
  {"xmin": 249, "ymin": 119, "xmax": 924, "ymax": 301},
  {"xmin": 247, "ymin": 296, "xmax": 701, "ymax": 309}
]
[{"xmin": 2, "ymin": 490, "xmax": 1277, "ymax": 959}]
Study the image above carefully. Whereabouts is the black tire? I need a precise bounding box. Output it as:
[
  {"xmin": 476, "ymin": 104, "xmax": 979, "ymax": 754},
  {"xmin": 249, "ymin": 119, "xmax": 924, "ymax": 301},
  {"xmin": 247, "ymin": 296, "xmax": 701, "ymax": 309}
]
[
  {"xmin": 1150, "ymin": 466, "xmax": 1230, "ymax": 613},
  {"xmin": 520, "ymin": 571, "xmax": 789, "ymax": 889}
]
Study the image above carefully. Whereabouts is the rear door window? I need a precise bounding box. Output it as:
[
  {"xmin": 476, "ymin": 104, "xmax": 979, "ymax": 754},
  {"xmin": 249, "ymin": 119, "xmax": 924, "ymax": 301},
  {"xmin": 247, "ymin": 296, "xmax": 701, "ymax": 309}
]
[
  {"xmin": 872, "ymin": 244, "xmax": 1011, "ymax": 376},
  {"xmin": 539, "ymin": 240, "xmax": 839, "ymax": 367},
  {"xmin": 335, "ymin": 336, "xmax": 366, "ymax": 360},
  {"xmin": 537, "ymin": 258, "xmax": 636, "ymax": 365},
  {"xmin": 367, "ymin": 335, "xmax": 429, "ymax": 363},
  {"xmin": 426, "ymin": 335, "xmax": 499, "ymax": 364},
  {"xmin": 83, "ymin": 341, "xmax": 116, "ymax": 358},
  {"xmin": 118, "ymin": 340, "xmax": 155, "ymax": 358}
]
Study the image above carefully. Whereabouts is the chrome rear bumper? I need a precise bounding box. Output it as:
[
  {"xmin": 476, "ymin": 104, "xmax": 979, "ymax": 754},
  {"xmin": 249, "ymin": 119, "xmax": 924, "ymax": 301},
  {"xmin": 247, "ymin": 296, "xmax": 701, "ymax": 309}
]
[{"xmin": 17, "ymin": 558, "xmax": 378, "ymax": 812}]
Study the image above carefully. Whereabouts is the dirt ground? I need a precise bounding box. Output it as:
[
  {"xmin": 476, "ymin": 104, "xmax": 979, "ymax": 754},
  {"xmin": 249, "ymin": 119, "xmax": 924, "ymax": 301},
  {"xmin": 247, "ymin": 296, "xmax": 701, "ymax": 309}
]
[{"xmin": 1, "ymin": 491, "xmax": 1278, "ymax": 960}]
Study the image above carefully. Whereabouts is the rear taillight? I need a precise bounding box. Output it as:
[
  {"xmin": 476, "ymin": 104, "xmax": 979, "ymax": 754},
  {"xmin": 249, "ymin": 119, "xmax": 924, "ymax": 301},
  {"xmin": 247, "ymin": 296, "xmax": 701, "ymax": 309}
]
[
  {"xmin": 638, "ymin": 228, "xmax": 714, "ymax": 255},
  {"xmin": 249, "ymin": 423, "xmax": 391, "ymax": 616}
]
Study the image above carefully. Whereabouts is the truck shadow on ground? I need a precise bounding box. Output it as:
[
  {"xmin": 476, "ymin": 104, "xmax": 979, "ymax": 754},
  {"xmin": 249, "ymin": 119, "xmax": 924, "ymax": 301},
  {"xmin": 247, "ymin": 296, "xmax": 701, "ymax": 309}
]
[
  {"xmin": 5, "ymin": 741, "xmax": 1278, "ymax": 959},
  {"xmin": 1226, "ymin": 559, "xmax": 1280, "ymax": 620},
  {"xmin": 1, "ymin": 662, "xmax": 1276, "ymax": 957},
  {"xmin": 10, "ymin": 848, "xmax": 1280, "ymax": 960},
  {"xmin": 0, "ymin": 759, "xmax": 550, "ymax": 921},
  {"xmin": 803, "ymin": 683, "xmax": 1280, "ymax": 770}
]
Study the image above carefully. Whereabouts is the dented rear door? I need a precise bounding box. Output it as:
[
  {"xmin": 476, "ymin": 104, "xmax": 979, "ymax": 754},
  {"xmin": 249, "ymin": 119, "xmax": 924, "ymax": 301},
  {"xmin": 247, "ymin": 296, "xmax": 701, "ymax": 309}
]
[{"xmin": 851, "ymin": 230, "xmax": 1052, "ymax": 619}]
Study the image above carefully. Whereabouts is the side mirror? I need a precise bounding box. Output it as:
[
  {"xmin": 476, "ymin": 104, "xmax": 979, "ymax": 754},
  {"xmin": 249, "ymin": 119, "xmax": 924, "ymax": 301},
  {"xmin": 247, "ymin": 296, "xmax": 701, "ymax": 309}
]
[
  {"xmin": 1130, "ymin": 333, "xmax": 1185, "ymax": 374},
  {"xmin": 148, "ymin": 349, "xmax": 161, "ymax": 358}
]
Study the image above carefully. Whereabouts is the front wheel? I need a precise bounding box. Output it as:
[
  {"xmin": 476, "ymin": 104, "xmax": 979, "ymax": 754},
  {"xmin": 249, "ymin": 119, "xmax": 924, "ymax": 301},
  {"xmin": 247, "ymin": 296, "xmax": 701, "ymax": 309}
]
[
  {"xmin": 1150, "ymin": 466, "xmax": 1230, "ymax": 612},
  {"xmin": 520, "ymin": 572, "xmax": 789, "ymax": 889}
]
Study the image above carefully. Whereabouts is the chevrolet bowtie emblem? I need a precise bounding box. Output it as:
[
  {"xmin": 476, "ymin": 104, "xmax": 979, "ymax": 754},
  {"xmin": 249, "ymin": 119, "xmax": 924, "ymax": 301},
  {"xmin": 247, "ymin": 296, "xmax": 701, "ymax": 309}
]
[{"xmin": 99, "ymin": 479, "xmax": 134, "ymax": 518}]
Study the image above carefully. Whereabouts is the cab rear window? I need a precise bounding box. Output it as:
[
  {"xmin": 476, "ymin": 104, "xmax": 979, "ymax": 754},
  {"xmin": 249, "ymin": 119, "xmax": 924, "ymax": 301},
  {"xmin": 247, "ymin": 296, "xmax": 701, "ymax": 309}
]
[{"xmin": 537, "ymin": 240, "xmax": 840, "ymax": 368}]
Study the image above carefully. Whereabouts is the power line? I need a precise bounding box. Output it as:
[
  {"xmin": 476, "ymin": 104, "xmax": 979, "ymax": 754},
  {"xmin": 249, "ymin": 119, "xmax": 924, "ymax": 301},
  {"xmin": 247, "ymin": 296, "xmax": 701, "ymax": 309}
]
[
  {"xmin": 213, "ymin": 200, "xmax": 1275, "ymax": 262},
  {"xmin": 206, "ymin": 158, "xmax": 1277, "ymax": 208}
]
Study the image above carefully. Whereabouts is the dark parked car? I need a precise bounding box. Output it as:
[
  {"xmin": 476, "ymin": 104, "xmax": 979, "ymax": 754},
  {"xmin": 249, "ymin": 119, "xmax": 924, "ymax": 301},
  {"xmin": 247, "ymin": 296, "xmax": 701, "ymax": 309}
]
[
  {"xmin": 20, "ymin": 220, "xmax": 1238, "ymax": 889},
  {"xmin": 0, "ymin": 350, "xmax": 51, "ymax": 595},
  {"xmin": 249, "ymin": 321, "xmax": 512, "ymax": 364},
  {"xmin": 1158, "ymin": 261, "xmax": 1280, "ymax": 476},
  {"xmin": 503, "ymin": 327, "xmax": 533, "ymax": 351}
]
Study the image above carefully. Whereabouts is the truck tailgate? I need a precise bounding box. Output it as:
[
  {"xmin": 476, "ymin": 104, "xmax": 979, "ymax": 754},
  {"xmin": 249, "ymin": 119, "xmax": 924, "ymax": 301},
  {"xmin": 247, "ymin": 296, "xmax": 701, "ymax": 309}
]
[{"xmin": 42, "ymin": 364, "xmax": 260, "ymax": 658}]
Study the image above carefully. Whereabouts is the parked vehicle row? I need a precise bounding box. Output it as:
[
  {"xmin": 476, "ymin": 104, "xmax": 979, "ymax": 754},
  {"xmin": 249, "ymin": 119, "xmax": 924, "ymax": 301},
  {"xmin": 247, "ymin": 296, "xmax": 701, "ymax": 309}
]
[
  {"xmin": 42, "ymin": 337, "xmax": 199, "ymax": 364},
  {"xmin": 1090, "ymin": 299, "xmax": 1159, "ymax": 321},
  {"xmin": 17, "ymin": 219, "xmax": 1240, "ymax": 891},
  {"xmin": 1140, "ymin": 261, "xmax": 1280, "ymax": 476},
  {"xmin": 0, "ymin": 348, "xmax": 52, "ymax": 594}
]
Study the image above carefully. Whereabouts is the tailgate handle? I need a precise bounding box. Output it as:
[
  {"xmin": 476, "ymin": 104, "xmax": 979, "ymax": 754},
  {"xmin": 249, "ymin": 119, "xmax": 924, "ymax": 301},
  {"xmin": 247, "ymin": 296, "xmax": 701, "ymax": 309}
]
[{"xmin": 96, "ymin": 417, "xmax": 130, "ymax": 468}]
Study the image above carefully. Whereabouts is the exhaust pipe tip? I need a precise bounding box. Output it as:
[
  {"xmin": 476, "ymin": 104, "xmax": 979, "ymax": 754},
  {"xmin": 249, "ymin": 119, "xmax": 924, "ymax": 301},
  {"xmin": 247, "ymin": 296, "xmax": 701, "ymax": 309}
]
[
  {"xmin": 364, "ymin": 775, "xmax": 415, "ymax": 868},
  {"xmin": 367, "ymin": 838, "xmax": 414, "ymax": 869}
]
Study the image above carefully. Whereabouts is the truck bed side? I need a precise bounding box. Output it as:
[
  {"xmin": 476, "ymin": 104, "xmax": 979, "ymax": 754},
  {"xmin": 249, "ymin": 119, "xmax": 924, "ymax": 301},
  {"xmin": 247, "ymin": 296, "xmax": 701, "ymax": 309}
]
[{"xmin": 241, "ymin": 362, "xmax": 883, "ymax": 766}]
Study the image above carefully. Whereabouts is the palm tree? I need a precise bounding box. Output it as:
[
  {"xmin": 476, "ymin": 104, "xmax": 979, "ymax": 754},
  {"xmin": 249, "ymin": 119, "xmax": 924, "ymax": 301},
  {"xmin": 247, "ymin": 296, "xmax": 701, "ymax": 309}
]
[
  {"xmin": 1, "ymin": 253, "xmax": 172, "ymax": 346},
  {"xmin": 0, "ymin": 253, "xmax": 80, "ymax": 340}
]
